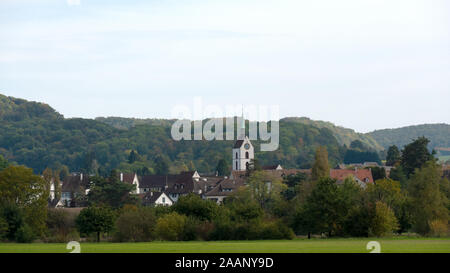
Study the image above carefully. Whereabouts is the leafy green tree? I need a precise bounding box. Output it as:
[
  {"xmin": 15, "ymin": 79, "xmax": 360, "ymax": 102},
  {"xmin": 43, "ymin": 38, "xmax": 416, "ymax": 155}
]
[
  {"xmin": 365, "ymin": 178, "xmax": 411, "ymax": 233},
  {"xmin": 173, "ymin": 194, "xmax": 218, "ymax": 221},
  {"xmin": 87, "ymin": 172, "xmax": 138, "ymax": 209},
  {"xmin": 76, "ymin": 206, "xmax": 115, "ymax": 242},
  {"xmin": 215, "ymin": 159, "xmax": 229, "ymax": 176},
  {"xmin": 407, "ymin": 161, "xmax": 448, "ymax": 235},
  {"xmin": 0, "ymin": 202, "xmax": 25, "ymax": 241},
  {"xmin": 369, "ymin": 201, "xmax": 399, "ymax": 237},
  {"xmin": 225, "ymin": 194, "xmax": 264, "ymax": 222},
  {"xmin": 155, "ymin": 212, "xmax": 187, "ymax": 241},
  {"xmin": 246, "ymin": 171, "xmax": 286, "ymax": 210},
  {"xmin": 0, "ymin": 165, "xmax": 48, "ymax": 236},
  {"xmin": 401, "ymin": 137, "xmax": 434, "ymax": 177},
  {"xmin": 302, "ymin": 177, "xmax": 341, "ymax": 237},
  {"xmin": 282, "ymin": 172, "xmax": 309, "ymax": 200},
  {"xmin": 311, "ymin": 146, "xmax": 329, "ymax": 181},
  {"xmin": 386, "ymin": 145, "xmax": 401, "ymax": 166},
  {"xmin": 114, "ymin": 207, "xmax": 157, "ymax": 242}
]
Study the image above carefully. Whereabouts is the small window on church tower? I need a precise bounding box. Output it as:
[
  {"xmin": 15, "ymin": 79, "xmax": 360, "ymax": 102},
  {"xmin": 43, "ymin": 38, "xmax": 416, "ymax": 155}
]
[{"xmin": 246, "ymin": 152, "xmax": 249, "ymax": 159}]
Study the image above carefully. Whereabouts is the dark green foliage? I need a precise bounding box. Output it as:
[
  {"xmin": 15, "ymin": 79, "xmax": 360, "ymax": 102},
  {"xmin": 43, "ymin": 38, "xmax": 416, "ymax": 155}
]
[
  {"xmin": 301, "ymin": 178, "xmax": 341, "ymax": 236},
  {"xmin": 0, "ymin": 217, "xmax": 8, "ymax": 240},
  {"xmin": 344, "ymin": 150, "xmax": 381, "ymax": 164},
  {"xmin": 154, "ymin": 156, "xmax": 169, "ymax": 175},
  {"xmin": 282, "ymin": 172, "xmax": 308, "ymax": 200},
  {"xmin": 401, "ymin": 137, "xmax": 435, "ymax": 177},
  {"xmin": 76, "ymin": 206, "xmax": 115, "ymax": 242},
  {"xmin": 350, "ymin": 140, "xmax": 367, "ymax": 150},
  {"xmin": 371, "ymin": 166, "xmax": 386, "ymax": 181},
  {"xmin": 87, "ymin": 173, "xmax": 138, "ymax": 208},
  {"xmin": 389, "ymin": 166, "xmax": 408, "ymax": 188},
  {"xmin": 114, "ymin": 207, "xmax": 157, "ymax": 242},
  {"xmin": 173, "ymin": 194, "xmax": 219, "ymax": 221},
  {"xmin": 215, "ymin": 159, "xmax": 229, "ymax": 176},
  {"xmin": 14, "ymin": 224, "xmax": 35, "ymax": 243},
  {"xmin": 0, "ymin": 203, "xmax": 25, "ymax": 241},
  {"xmin": 128, "ymin": 150, "xmax": 138, "ymax": 164},
  {"xmin": 386, "ymin": 145, "xmax": 401, "ymax": 166}
]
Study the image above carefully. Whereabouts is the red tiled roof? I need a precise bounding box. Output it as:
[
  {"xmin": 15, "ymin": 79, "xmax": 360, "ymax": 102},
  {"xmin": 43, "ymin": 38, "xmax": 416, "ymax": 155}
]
[{"xmin": 330, "ymin": 169, "xmax": 373, "ymax": 183}]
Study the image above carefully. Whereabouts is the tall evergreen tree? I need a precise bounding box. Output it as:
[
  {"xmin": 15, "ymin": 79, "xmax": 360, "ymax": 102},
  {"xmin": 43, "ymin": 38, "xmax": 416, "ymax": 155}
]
[
  {"xmin": 386, "ymin": 145, "xmax": 401, "ymax": 166},
  {"xmin": 311, "ymin": 146, "xmax": 330, "ymax": 181},
  {"xmin": 128, "ymin": 150, "xmax": 138, "ymax": 164},
  {"xmin": 401, "ymin": 137, "xmax": 434, "ymax": 177}
]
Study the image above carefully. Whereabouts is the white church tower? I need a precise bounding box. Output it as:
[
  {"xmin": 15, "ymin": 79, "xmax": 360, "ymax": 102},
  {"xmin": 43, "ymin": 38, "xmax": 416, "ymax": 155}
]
[{"xmin": 232, "ymin": 110, "xmax": 254, "ymax": 171}]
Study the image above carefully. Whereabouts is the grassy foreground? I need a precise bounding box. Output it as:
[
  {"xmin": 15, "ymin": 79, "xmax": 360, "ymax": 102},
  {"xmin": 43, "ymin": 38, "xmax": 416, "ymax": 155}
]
[{"xmin": 1, "ymin": 238, "xmax": 449, "ymax": 253}]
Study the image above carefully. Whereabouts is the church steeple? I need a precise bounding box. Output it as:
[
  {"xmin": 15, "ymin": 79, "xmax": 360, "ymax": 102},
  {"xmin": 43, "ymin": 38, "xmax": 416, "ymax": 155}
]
[
  {"xmin": 238, "ymin": 105, "xmax": 245, "ymax": 139},
  {"xmin": 232, "ymin": 106, "xmax": 254, "ymax": 171}
]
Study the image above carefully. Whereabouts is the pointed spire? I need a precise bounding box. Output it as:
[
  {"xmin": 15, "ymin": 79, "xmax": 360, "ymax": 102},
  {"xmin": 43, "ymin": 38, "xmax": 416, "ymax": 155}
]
[{"xmin": 241, "ymin": 105, "xmax": 245, "ymax": 129}]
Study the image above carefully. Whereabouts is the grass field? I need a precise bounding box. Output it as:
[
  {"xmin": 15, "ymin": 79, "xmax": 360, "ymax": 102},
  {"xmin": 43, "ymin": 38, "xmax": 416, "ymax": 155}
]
[{"xmin": 1, "ymin": 237, "xmax": 449, "ymax": 253}]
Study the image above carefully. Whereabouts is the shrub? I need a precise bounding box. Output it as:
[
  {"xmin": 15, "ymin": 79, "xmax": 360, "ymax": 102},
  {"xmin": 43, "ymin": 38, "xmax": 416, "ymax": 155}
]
[
  {"xmin": 196, "ymin": 221, "xmax": 215, "ymax": 241},
  {"xmin": 181, "ymin": 217, "xmax": 199, "ymax": 241},
  {"xmin": 114, "ymin": 208, "xmax": 157, "ymax": 242},
  {"xmin": 260, "ymin": 221, "xmax": 295, "ymax": 240},
  {"xmin": 15, "ymin": 224, "xmax": 35, "ymax": 243},
  {"xmin": 155, "ymin": 212, "xmax": 187, "ymax": 241},
  {"xmin": 0, "ymin": 217, "xmax": 8, "ymax": 241},
  {"xmin": 46, "ymin": 209, "xmax": 76, "ymax": 242},
  {"xmin": 428, "ymin": 219, "xmax": 449, "ymax": 237}
]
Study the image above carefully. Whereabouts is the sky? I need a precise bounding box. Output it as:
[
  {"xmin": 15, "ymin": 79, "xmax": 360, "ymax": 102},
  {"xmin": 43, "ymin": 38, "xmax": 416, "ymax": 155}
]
[{"xmin": 0, "ymin": 0, "xmax": 449, "ymax": 133}]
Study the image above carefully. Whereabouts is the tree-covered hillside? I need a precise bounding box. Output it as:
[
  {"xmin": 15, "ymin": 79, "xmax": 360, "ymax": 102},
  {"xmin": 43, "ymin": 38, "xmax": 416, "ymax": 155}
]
[
  {"xmin": 282, "ymin": 117, "xmax": 383, "ymax": 151},
  {"xmin": 367, "ymin": 124, "xmax": 450, "ymax": 150},
  {"xmin": 0, "ymin": 94, "xmax": 346, "ymax": 174}
]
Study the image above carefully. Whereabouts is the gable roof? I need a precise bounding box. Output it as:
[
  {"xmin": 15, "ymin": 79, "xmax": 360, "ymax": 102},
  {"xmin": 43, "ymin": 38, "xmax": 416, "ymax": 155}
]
[
  {"xmin": 120, "ymin": 173, "xmax": 136, "ymax": 184},
  {"xmin": 142, "ymin": 191, "xmax": 173, "ymax": 205},
  {"xmin": 139, "ymin": 175, "xmax": 175, "ymax": 189},
  {"xmin": 205, "ymin": 178, "xmax": 245, "ymax": 197},
  {"xmin": 330, "ymin": 169, "xmax": 373, "ymax": 183},
  {"xmin": 61, "ymin": 174, "xmax": 90, "ymax": 193},
  {"xmin": 233, "ymin": 140, "xmax": 244, "ymax": 148}
]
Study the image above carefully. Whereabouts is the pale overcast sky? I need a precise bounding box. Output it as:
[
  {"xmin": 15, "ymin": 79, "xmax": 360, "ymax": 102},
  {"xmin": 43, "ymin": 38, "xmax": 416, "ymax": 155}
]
[{"xmin": 0, "ymin": 0, "xmax": 449, "ymax": 133}]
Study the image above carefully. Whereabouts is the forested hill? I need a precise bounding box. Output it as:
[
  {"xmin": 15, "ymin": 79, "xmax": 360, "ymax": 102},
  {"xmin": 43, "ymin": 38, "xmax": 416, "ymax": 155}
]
[
  {"xmin": 0, "ymin": 94, "xmax": 345, "ymax": 174},
  {"xmin": 367, "ymin": 124, "xmax": 450, "ymax": 150},
  {"xmin": 281, "ymin": 117, "xmax": 383, "ymax": 151},
  {"xmin": 1, "ymin": 94, "xmax": 448, "ymax": 174}
]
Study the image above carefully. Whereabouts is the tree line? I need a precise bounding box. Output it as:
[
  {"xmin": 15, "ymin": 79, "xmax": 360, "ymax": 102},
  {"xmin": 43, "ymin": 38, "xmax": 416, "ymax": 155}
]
[{"xmin": 0, "ymin": 137, "xmax": 448, "ymax": 243}]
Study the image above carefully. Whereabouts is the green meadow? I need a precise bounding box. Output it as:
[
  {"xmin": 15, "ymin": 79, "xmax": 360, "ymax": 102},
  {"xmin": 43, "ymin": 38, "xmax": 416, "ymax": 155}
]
[{"xmin": 1, "ymin": 238, "xmax": 449, "ymax": 253}]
